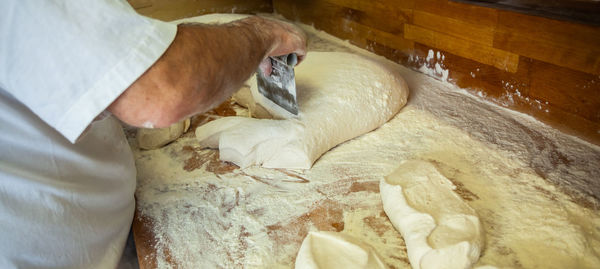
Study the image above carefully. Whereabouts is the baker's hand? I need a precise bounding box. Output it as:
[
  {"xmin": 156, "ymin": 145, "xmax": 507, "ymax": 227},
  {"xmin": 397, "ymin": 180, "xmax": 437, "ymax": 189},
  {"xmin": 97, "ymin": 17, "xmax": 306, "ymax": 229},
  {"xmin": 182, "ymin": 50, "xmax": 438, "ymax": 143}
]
[
  {"xmin": 108, "ymin": 16, "xmax": 307, "ymax": 129},
  {"xmin": 240, "ymin": 17, "xmax": 306, "ymax": 76}
]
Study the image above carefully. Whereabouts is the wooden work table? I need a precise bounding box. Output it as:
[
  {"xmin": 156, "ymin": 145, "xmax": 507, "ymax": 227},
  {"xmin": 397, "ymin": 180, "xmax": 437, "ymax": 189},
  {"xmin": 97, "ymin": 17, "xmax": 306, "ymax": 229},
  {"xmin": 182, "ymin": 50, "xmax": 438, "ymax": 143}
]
[
  {"xmin": 129, "ymin": 15, "xmax": 600, "ymax": 268},
  {"xmin": 129, "ymin": 68, "xmax": 600, "ymax": 269}
]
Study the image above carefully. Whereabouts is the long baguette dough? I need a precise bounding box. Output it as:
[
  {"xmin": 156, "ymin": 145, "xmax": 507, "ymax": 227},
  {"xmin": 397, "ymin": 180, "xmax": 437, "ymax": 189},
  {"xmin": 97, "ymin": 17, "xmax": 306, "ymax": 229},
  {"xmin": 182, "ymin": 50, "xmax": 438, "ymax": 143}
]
[
  {"xmin": 196, "ymin": 51, "xmax": 408, "ymax": 169},
  {"xmin": 380, "ymin": 160, "xmax": 484, "ymax": 269}
]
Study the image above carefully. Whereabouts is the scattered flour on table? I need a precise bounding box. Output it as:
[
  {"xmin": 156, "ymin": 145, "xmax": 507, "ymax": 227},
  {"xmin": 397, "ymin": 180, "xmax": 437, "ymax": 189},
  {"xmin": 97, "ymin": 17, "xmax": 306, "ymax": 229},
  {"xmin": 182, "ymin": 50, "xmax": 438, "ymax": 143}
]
[{"xmin": 131, "ymin": 15, "xmax": 600, "ymax": 269}]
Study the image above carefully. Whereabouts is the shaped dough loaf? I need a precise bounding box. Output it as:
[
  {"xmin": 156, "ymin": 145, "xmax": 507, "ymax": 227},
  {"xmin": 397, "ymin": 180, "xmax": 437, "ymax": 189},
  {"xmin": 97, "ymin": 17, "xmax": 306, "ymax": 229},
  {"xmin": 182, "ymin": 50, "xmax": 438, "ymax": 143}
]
[
  {"xmin": 295, "ymin": 231, "xmax": 386, "ymax": 269},
  {"xmin": 137, "ymin": 118, "xmax": 191, "ymax": 150},
  {"xmin": 380, "ymin": 160, "xmax": 484, "ymax": 269},
  {"xmin": 195, "ymin": 51, "xmax": 408, "ymax": 169}
]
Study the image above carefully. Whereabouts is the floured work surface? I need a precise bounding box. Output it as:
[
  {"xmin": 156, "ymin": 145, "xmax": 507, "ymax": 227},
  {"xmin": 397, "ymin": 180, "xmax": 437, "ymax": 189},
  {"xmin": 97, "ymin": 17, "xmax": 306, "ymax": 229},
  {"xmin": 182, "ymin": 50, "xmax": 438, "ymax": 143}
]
[{"xmin": 130, "ymin": 21, "xmax": 600, "ymax": 269}]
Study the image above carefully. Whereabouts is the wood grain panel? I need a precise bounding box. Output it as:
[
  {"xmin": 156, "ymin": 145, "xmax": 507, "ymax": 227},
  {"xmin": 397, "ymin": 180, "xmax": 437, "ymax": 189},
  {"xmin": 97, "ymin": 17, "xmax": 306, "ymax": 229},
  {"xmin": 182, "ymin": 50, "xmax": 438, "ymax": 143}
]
[
  {"xmin": 411, "ymin": 43, "xmax": 531, "ymax": 99},
  {"xmin": 495, "ymin": 10, "xmax": 600, "ymax": 48},
  {"xmin": 413, "ymin": 10, "xmax": 494, "ymax": 46},
  {"xmin": 529, "ymin": 60, "xmax": 600, "ymax": 122},
  {"xmin": 415, "ymin": 0, "xmax": 498, "ymax": 27},
  {"xmin": 405, "ymin": 24, "xmax": 520, "ymax": 72},
  {"xmin": 326, "ymin": 0, "xmax": 415, "ymax": 11},
  {"xmin": 273, "ymin": 0, "xmax": 350, "ymax": 35},
  {"xmin": 454, "ymin": 0, "xmax": 600, "ymax": 27},
  {"xmin": 494, "ymin": 10, "xmax": 600, "ymax": 75},
  {"xmin": 128, "ymin": 0, "xmax": 272, "ymax": 21},
  {"xmin": 324, "ymin": 0, "xmax": 412, "ymax": 34},
  {"xmin": 274, "ymin": 0, "xmax": 413, "ymax": 53},
  {"xmin": 343, "ymin": 19, "xmax": 414, "ymax": 52},
  {"xmin": 274, "ymin": 0, "xmax": 411, "ymax": 34},
  {"xmin": 410, "ymin": 43, "xmax": 599, "ymax": 143},
  {"xmin": 367, "ymin": 40, "xmax": 411, "ymax": 64}
]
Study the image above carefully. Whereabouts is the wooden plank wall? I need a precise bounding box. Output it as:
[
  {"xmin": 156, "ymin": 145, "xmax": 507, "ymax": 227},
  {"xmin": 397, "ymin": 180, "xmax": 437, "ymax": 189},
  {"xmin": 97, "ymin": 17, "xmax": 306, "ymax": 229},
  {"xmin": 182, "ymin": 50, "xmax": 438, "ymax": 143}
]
[
  {"xmin": 127, "ymin": 0, "xmax": 272, "ymax": 21},
  {"xmin": 273, "ymin": 0, "xmax": 600, "ymax": 145}
]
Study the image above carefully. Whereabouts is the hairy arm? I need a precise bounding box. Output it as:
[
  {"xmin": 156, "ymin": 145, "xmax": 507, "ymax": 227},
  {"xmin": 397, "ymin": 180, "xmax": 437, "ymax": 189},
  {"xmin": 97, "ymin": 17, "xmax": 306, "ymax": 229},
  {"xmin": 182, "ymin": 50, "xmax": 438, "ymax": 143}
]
[{"xmin": 108, "ymin": 16, "xmax": 306, "ymax": 128}]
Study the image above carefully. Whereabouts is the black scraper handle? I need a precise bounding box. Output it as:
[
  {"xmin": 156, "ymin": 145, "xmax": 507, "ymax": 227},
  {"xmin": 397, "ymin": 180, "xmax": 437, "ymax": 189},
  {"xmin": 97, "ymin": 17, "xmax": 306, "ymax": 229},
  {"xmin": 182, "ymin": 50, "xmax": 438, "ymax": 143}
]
[
  {"xmin": 272, "ymin": 53, "xmax": 298, "ymax": 69},
  {"xmin": 286, "ymin": 53, "xmax": 298, "ymax": 67}
]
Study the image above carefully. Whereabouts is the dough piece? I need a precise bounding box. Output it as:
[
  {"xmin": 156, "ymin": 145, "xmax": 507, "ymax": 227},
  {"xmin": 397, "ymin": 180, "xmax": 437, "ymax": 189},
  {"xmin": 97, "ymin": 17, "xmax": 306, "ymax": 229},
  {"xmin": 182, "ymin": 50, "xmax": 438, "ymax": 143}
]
[
  {"xmin": 295, "ymin": 231, "xmax": 386, "ymax": 269},
  {"xmin": 379, "ymin": 160, "xmax": 484, "ymax": 269},
  {"xmin": 196, "ymin": 51, "xmax": 408, "ymax": 169},
  {"xmin": 232, "ymin": 80, "xmax": 273, "ymax": 119},
  {"xmin": 137, "ymin": 118, "xmax": 191, "ymax": 150}
]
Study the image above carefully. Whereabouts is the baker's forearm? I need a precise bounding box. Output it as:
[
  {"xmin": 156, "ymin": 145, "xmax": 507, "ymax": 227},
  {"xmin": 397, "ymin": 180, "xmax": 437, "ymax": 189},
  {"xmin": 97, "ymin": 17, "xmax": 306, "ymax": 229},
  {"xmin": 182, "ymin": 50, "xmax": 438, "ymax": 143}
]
[
  {"xmin": 173, "ymin": 21, "xmax": 271, "ymax": 115},
  {"xmin": 108, "ymin": 17, "xmax": 306, "ymax": 128}
]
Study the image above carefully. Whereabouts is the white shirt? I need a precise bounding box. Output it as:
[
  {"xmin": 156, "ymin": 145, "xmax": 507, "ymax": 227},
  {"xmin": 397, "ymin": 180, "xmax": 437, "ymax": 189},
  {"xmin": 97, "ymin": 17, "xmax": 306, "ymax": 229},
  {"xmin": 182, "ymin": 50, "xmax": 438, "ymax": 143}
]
[{"xmin": 0, "ymin": 0, "xmax": 176, "ymax": 268}]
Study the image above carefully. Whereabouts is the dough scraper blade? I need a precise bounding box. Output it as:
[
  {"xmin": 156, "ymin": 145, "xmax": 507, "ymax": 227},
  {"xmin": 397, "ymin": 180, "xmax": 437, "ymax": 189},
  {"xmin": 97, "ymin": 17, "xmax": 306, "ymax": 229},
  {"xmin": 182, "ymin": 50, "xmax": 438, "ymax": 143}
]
[{"xmin": 256, "ymin": 53, "xmax": 299, "ymax": 115}]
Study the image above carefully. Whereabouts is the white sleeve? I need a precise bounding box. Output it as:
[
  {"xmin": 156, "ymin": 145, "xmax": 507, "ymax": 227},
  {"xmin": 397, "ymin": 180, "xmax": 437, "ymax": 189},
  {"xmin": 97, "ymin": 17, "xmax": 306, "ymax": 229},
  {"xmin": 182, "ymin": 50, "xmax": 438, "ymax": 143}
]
[{"xmin": 0, "ymin": 0, "xmax": 177, "ymax": 143}]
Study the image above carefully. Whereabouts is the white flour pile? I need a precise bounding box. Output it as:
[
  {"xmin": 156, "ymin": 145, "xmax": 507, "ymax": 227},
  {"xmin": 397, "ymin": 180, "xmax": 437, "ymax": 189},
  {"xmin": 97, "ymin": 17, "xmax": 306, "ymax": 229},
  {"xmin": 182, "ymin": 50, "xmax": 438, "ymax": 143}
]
[{"xmin": 131, "ymin": 17, "xmax": 600, "ymax": 269}]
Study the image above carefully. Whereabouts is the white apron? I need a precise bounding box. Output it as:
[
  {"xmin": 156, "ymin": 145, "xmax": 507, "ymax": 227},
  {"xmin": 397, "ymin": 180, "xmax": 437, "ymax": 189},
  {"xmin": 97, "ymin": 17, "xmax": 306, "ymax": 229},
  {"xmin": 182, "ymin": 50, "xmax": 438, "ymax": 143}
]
[{"xmin": 0, "ymin": 0, "xmax": 176, "ymax": 267}]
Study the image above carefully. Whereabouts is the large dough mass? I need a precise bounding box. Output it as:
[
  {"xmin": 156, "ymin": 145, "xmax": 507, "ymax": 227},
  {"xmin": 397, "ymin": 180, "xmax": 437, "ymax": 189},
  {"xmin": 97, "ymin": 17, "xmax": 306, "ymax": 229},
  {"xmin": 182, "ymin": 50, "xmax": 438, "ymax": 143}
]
[{"xmin": 196, "ymin": 51, "xmax": 408, "ymax": 169}]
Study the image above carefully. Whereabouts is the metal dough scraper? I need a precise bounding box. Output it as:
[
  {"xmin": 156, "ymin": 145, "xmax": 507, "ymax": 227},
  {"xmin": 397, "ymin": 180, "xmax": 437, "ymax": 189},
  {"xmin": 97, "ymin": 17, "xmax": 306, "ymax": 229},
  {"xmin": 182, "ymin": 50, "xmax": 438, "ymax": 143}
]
[{"xmin": 256, "ymin": 53, "xmax": 299, "ymax": 116}]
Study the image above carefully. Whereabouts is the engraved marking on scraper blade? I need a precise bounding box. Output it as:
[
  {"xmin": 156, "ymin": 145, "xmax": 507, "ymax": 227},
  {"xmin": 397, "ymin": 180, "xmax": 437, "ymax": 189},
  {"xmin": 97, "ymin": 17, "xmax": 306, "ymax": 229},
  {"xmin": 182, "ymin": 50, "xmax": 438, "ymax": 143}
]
[{"xmin": 257, "ymin": 54, "xmax": 299, "ymax": 115}]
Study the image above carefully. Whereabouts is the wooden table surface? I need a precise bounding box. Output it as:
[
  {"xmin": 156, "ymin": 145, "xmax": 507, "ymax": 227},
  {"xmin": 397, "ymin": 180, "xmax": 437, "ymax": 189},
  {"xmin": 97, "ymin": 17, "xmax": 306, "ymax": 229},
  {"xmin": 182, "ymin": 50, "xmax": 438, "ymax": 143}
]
[{"xmin": 128, "ymin": 22, "xmax": 600, "ymax": 268}]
